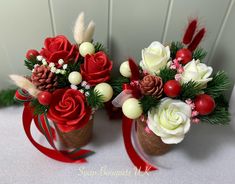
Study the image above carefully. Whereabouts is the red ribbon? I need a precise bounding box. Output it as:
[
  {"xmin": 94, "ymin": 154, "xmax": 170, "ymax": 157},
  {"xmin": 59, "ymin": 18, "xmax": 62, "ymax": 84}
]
[
  {"xmin": 122, "ymin": 116, "xmax": 157, "ymax": 171},
  {"xmin": 22, "ymin": 103, "xmax": 94, "ymax": 163},
  {"xmin": 121, "ymin": 60, "xmax": 158, "ymax": 172}
]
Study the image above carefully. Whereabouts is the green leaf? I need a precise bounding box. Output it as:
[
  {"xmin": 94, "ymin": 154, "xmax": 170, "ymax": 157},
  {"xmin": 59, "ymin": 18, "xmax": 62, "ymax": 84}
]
[
  {"xmin": 204, "ymin": 71, "xmax": 230, "ymax": 98},
  {"xmin": 139, "ymin": 95, "xmax": 160, "ymax": 115},
  {"xmin": 158, "ymin": 67, "xmax": 177, "ymax": 83},
  {"xmin": 179, "ymin": 81, "xmax": 202, "ymax": 101}
]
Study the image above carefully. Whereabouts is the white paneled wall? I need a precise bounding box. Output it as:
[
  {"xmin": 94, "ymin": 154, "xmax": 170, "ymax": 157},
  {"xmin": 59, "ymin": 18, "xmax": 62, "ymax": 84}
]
[
  {"xmin": 0, "ymin": 0, "xmax": 52, "ymax": 89},
  {"xmin": 0, "ymin": 0, "xmax": 234, "ymax": 96}
]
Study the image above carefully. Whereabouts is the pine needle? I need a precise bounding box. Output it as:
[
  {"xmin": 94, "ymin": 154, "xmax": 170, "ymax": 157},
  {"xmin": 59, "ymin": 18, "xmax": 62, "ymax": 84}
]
[
  {"xmin": 109, "ymin": 76, "xmax": 130, "ymax": 97},
  {"xmin": 158, "ymin": 67, "xmax": 177, "ymax": 83},
  {"xmin": 139, "ymin": 95, "xmax": 160, "ymax": 115},
  {"xmin": 179, "ymin": 81, "xmax": 202, "ymax": 101},
  {"xmin": 94, "ymin": 42, "xmax": 108, "ymax": 54},
  {"xmin": 24, "ymin": 58, "xmax": 40, "ymax": 70},
  {"xmin": 193, "ymin": 47, "xmax": 207, "ymax": 61},
  {"xmin": 87, "ymin": 89, "xmax": 104, "ymax": 109},
  {"xmin": 204, "ymin": 71, "xmax": 230, "ymax": 98},
  {"xmin": 170, "ymin": 41, "xmax": 184, "ymax": 59},
  {"xmin": 0, "ymin": 88, "xmax": 18, "ymax": 107},
  {"xmin": 199, "ymin": 106, "xmax": 230, "ymax": 125},
  {"xmin": 30, "ymin": 99, "xmax": 49, "ymax": 115}
]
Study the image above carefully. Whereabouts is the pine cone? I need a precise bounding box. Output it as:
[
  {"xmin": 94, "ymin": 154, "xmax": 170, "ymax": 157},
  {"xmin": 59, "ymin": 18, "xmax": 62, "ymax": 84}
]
[
  {"xmin": 140, "ymin": 75, "xmax": 163, "ymax": 98},
  {"xmin": 31, "ymin": 65, "xmax": 58, "ymax": 92}
]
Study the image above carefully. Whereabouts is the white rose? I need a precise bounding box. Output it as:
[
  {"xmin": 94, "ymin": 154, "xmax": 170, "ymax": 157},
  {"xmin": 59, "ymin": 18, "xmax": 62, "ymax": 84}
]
[
  {"xmin": 147, "ymin": 98, "xmax": 191, "ymax": 144},
  {"xmin": 179, "ymin": 59, "xmax": 213, "ymax": 88},
  {"xmin": 140, "ymin": 41, "xmax": 170, "ymax": 74}
]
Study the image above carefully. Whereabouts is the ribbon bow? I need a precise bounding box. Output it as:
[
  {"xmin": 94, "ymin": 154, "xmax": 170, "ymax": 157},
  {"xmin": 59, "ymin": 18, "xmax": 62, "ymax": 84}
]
[{"xmin": 15, "ymin": 89, "xmax": 94, "ymax": 163}]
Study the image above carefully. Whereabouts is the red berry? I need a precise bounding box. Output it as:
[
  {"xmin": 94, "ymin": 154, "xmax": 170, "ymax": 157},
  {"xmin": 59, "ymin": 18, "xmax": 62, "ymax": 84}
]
[
  {"xmin": 194, "ymin": 94, "xmax": 215, "ymax": 115},
  {"xmin": 163, "ymin": 80, "xmax": 181, "ymax": 98},
  {"xmin": 176, "ymin": 48, "xmax": 192, "ymax": 65},
  {"xmin": 26, "ymin": 49, "xmax": 39, "ymax": 60},
  {"xmin": 38, "ymin": 91, "xmax": 52, "ymax": 105}
]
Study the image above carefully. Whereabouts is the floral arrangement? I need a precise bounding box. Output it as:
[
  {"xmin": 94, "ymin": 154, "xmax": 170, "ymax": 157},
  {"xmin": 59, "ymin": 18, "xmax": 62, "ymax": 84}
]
[
  {"xmin": 10, "ymin": 12, "xmax": 114, "ymax": 163},
  {"xmin": 112, "ymin": 18, "xmax": 231, "ymax": 171}
]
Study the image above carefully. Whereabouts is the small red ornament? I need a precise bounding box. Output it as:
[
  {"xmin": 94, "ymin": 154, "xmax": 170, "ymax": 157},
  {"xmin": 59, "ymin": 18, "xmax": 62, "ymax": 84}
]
[
  {"xmin": 194, "ymin": 94, "xmax": 215, "ymax": 115},
  {"xmin": 176, "ymin": 48, "xmax": 192, "ymax": 65},
  {"xmin": 38, "ymin": 91, "xmax": 52, "ymax": 105},
  {"xmin": 163, "ymin": 80, "xmax": 181, "ymax": 98},
  {"xmin": 26, "ymin": 49, "xmax": 39, "ymax": 60}
]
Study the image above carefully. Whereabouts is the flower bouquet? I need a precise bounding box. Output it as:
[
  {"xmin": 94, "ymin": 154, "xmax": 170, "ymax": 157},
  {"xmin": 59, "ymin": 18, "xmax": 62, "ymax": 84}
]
[
  {"xmin": 10, "ymin": 12, "xmax": 114, "ymax": 163},
  {"xmin": 112, "ymin": 19, "xmax": 231, "ymax": 170}
]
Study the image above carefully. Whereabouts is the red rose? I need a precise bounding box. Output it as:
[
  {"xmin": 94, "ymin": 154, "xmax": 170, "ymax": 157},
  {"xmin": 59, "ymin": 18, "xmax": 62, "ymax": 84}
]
[
  {"xmin": 47, "ymin": 89, "xmax": 91, "ymax": 132},
  {"xmin": 80, "ymin": 51, "xmax": 112, "ymax": 86},
  {"xmin": 40, "ymin": 35, "xmax": 79, "ymax": 65},
  {"xmin": 26, "ymin": 49, "xmax": 39, "ymax": 60}
]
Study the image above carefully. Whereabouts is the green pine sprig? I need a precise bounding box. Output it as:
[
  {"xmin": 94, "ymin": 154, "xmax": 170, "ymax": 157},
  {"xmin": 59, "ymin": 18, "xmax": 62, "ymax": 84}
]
[
  {"xmin": 0, "ymin": 88, "xmax": 19, "ymax": 107},
  {"xmin": 56, "ymin": 62, "xmax": 81, "ymax": 88},
  {"xmin": 30, "ymin": 99, "xmax": 49, "ymax": 115},
  {"xmin": 179, "ymin": 81, "xmax": 202, "ymax": 101},
  {"xmin": 109, "ymin": 76, "xmax": 130, "ymax": 97},
  {"xmin": 204, "ymin": 71, "xmax": 230, "ymax": 98},
  {"xmin": 94, "ymin": 42, "xmax": 108, "ymax": 54},
  {"xmin": 24, "ymin": 57, "xmax": 41, "ymax": 70},
  {"xmin": 158, "ymin": 67, "xmax": 177, "ymax": 83},
  {"xmin": 199, "ymin": 107, "xmax": 230, "ymax": 125},
  {"xmin": 170, "ymin": 41, "xmax": 184, "ymax": 59},
  {"xmin": 192, "ymin": 47, "xmax": 207, "ymax": 61},
  {"xmin": 87, "ymin": 89, "xmax": 105, "ymax": 109},
  {"xmin": 139, "ymin": 95, "xmax": 160, "ymax": 115},
  {"xmin": 197, "ymin": 95, "xmax": 230, "ymax": 125}
]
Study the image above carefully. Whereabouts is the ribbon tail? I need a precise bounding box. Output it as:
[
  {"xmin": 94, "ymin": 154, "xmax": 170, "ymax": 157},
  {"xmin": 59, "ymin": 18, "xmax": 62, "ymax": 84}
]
[
  {"xmin": 122, "ymin": 115, "xmax": 157, "ymax": 172},
  {"xmin": 22, "ymin": 103, "xmax": 92, "ymax": 163}
]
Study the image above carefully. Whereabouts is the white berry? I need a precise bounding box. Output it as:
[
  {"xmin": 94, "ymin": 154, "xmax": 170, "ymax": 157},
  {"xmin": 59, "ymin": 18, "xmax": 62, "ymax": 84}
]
[
  {"xmin": 58, "ymin": 59, "xmax": 64, "ymax": 65},
  {"xmin": 63, "ymin": 64, "xmax": 68, "ymax": 70},
  {"xmin": 94, "ymin": 83, "xmax": 113, "ymax": 102},
  {"xmin": 50, "ymin": 67, "xmax": 56, "ymax": 73},
  {"xmin": 122, "ymin": 98, "xmax": 143, "ymax": 119},
  {"xmin": 120, "ymin": 61, "xmax": 131, "ymax": 78},
  {"xmin": 42, "ymin": 59, "xmax": 47, "ymax": 65},
  {"xmin": 36, "ymin": 55, "xmax": 43, "ymax": 61},
  {"xmin": 79, "ymin": 42, "xmax": 95, "ymax": 57},
  {"xmin": 56, "ymin": 69, "xmax": 61, "ymax": 74},
  {"xmin": 60, "ymin": 70, "xmax": 66, "ymax": 75},
  {"xmin": 49, "ymin": 63, "xmax": 55, "ymax": 68},
  {"xmin": 68, "ymin": 71, "xmax": 82, "ymax": 85},
  {"xmin": 70, "ymin": 84, "xmax": 78, "ymax": 90}
]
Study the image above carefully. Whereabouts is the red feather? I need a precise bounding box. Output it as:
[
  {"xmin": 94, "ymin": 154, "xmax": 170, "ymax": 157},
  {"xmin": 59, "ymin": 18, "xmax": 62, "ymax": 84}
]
[
  {"xmin": 188, "ymin": 28, "xmax": 206, "ymax": 52},
  {"xmin": 183, "ymin": 19, "xmax": 198, "ymax": 45},
  {"xmin": 128, "ymin": 58, "xmax": 140, "ymax": 81}
]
